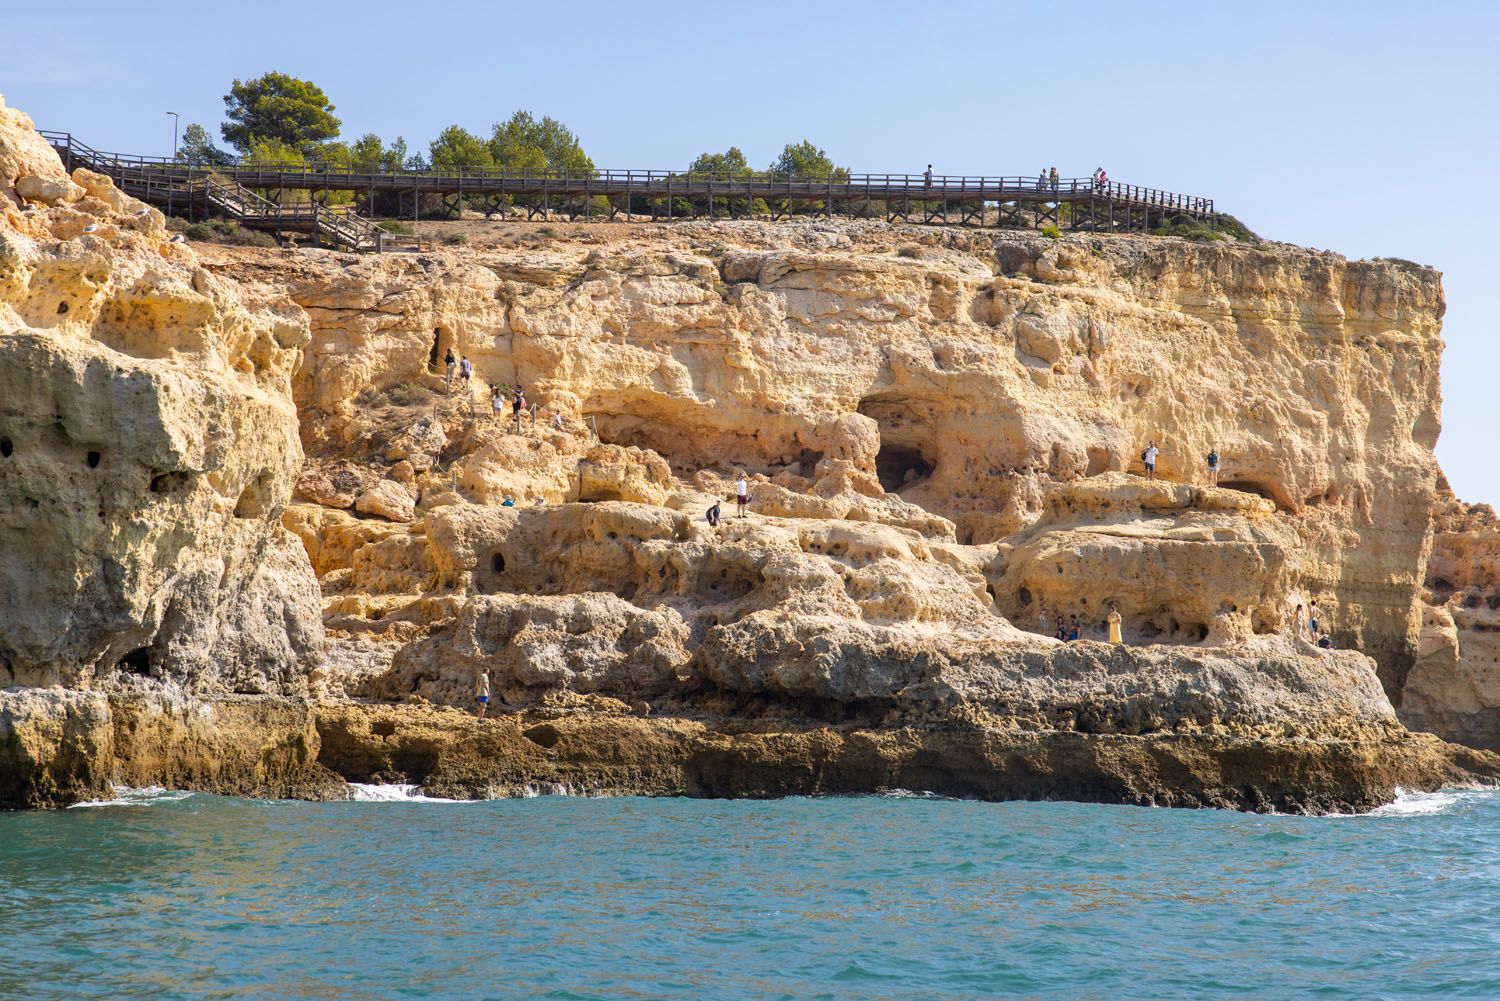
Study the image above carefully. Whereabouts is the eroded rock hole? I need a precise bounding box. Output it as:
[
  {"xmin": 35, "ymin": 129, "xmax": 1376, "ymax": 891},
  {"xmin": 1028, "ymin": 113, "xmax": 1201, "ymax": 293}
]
[
  {"xmin": 873, "ymin": 444, "xmax": 934, "ymax": 493},
  {"xmin": 428, "ymin": 328, "xmax": 452, "ymax": 372},
  {"xmin": 1018, "ymin": 587, "xmax": 1033, "ymax": 606},
  {"xmin": 0, "ymin": 438, "xmax": 11, "ymax": 458},
  {"xmin": 491, "ymin": 552, "xmax": 505, "ymax": 573},
  {"xmin": 234, "ymin": 472, "xmax": 273, "ymax": 519},
  {"xmin": 56, "ymin": 301, "xmax": 69, "ymax": 315},
  {"xmin": 149, "ymin": 471, "xmax": 193, "ymax": 496},
  {"xmin": 117, "ymin": 647, "xmax": 150, "ymax": 676},
  {"xmin": 86, "ymin": 450, "xmax": 101, "ymax": 468},
  {"xmin": 1218, "ymin": 479, "xmax": 1292, "ymax": 512}
]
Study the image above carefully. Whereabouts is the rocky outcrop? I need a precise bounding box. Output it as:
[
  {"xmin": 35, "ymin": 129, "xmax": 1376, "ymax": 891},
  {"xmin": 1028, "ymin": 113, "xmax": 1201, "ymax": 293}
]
[
  {"xmin": 0, "ymin": 93, "xmax": 322, "ymax": 692},
  {"xmin": 1404, "ymin": 488, "xmax": 1500, "ymax": 748},
  {"xmin": 2, "ymin": 90, "xmax": 1495, "ymax": 812}
]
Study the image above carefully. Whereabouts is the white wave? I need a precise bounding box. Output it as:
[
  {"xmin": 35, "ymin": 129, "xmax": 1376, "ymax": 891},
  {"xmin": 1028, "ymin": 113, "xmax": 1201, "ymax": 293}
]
[
  {"xmin": 67, "ymin": 785, "xmax": 195, "ymax": 809},
  {"xmin": 518, "ymin": 782, "xmax": 576, "ymax": 798},
  {"xmin": 345, "ymin": 782, "xmax": 476, "ymax": 803},
  {"xmin": 1369, "ymin": 787, "xmax": 1471, "ymax": 817}
]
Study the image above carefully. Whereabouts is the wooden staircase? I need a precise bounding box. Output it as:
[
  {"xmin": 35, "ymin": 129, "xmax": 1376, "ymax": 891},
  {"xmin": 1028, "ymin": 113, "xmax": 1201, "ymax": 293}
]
[{"xmin": 41, "ymin": 131, "xmax": 420, "ymax": 253}]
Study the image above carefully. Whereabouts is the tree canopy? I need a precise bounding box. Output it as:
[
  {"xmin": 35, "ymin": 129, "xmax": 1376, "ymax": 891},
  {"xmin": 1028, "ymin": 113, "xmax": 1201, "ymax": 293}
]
[
  {"xmin": 221, "ymin": 72, "xmax": 341, "ymax": 154},
  {"xmin": 688, "ymin": 147, "xmax": 752, "ymax": 178},
  {"xmin": 429, "ymin": 125, "xmax": 494, "ymax": 170},
  {"xmin": 489, "ymin": 112, "xmax": 592, "ymax": 175},
  {"xmin": 176, "ymin": 123, "xmax": 231, "ymax": 165},
  {"xmin": 769, "ymin": 140, "xmax": 847, "ymax": 181}
]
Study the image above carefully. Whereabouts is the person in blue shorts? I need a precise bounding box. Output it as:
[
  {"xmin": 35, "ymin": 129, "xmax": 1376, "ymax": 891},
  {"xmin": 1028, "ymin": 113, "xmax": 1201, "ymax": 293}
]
[{"xmin": 475, "ymin": 669, "xmax": 490, "ymax": 719}]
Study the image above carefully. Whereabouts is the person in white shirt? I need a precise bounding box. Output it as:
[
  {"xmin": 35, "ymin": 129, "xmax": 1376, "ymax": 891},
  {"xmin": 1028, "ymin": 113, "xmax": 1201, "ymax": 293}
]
[
  {"xmin": 1142, "ymin": 441, "xmax": 1160, "ymax": 480},
  {"xmin": 735, "ymin": 473, "xmax": 750, "ymax": 518}
]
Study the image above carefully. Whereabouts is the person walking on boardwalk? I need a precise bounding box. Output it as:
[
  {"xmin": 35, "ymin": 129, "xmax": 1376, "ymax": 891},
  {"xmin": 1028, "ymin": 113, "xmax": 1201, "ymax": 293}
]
[
  {"xmin": 475, "ymin": 669, "xmax": 490, "ymax": 719},
  {"xmin": 444, "ymin": 347, "xmax": 457, "ymax": 393},
  {"xmin": 1142, "ymin": 440, "xmax": 1160, "ymax": 480},
  {"xmin": 735, "ymin": 472, "xmax": 750, "ymax": 518},
  {"xmin": 1206, "ymin": 446, "xmax": 1220, "ymax": 486},
  {"xmin": 1049, "ymin": 166, "xmax": 1059, "ymax": 189},
  {"xmin": 924, "ymin": 164, "xmax": 933, "ymax": 188},
  {"xmin": 1038, "ymin": 170, "xmax": 1047, "ymax": 192},
  {"xmin": 1107, "ymin": 604, "xmax": 1123, "ymax": 644}
]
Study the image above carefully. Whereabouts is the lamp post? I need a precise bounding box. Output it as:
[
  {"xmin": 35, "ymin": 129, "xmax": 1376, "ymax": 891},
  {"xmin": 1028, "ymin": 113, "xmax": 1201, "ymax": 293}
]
[{"xmin": 167, "ymin": 111, "xmax": 180, "ymax": 160}]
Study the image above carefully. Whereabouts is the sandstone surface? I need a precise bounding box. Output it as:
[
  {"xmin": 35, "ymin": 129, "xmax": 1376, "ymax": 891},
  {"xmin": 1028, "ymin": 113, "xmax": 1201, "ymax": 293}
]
[
  {"xmin": 0, "ymin": 93, "xmax": 321, "ymax": 692},
  {"xmin": 2, "ymin": 91, "xmax": 1497, "ymax": 811}
]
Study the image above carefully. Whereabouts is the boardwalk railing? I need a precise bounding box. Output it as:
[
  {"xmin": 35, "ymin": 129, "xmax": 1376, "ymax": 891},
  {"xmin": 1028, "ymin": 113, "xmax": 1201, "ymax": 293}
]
[{"xmin": 39, "ymin": 129, "xmax": 1214, "ymax": 234}]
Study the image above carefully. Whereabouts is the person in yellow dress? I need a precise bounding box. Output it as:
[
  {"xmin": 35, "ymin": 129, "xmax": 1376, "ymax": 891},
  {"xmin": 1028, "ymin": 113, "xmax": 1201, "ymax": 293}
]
[{"xmin": 1107, "ymin": 605, "xmax": 1123, "ymax": 644}]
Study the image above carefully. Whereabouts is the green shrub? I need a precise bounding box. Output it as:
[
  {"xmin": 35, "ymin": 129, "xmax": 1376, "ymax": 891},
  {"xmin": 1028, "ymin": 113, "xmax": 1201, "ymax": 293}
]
[
  {"xmin": 388, "ymin": 381, "xmax": 431, "ymax": 407},
  {"xmin": 538, "ymin": 225, "xmax": 558, "ymax": 237},
  {"xmin": 1373, "ymin": 256, "xmax": 1433, "ymax": 276},
  {"xmin": 1152, "ymin": 217, "xmax": 1226, "ymax": 242},
  {"xmin": 226, "ymin": 227, "xmax": 277, "ymax": 248},
  {"xmin": 1041, "ymin": 224, "xmax": 1061, "ymax": 240},
  {"xmin": 183, "ymin": 222, "xmax": 216, "ymax": 241},
  {"xmin": 896, "ymin": 244, "xmax": 923, "ymax": 259},
  {"xmin": 443, "ymin": 232, "xmax": 468, "ymax": 246},
  {"xmin": 377, "ymin": 220, "xmax": 413, "ymax": 234}
]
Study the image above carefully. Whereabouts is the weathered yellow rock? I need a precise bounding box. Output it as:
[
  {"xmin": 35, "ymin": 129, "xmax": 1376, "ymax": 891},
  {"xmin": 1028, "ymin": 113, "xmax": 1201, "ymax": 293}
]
[{"xmin": 0, "ymin": 92, "xmax": 321, "ymax": 692}]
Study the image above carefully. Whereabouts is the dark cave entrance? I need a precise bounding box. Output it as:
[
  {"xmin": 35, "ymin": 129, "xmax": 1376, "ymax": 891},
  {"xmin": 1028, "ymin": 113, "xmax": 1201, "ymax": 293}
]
[
  {"xmin": 874, "ymin": 443, "xmax": 935, "ymax": 493},
  {"xmin": 859, "ymin": 396, "xmax": 937, "ymax": 494},
  {"xmin": 1218, "ymin": 478, "xmax": 1292, "ymax": 513},
  {"xmin": 428, "ymin": 328, "xmax": 453, "ymax": 373}
]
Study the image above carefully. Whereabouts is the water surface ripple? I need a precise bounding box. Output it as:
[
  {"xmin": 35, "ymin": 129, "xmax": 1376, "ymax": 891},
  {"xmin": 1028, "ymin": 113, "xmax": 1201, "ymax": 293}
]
[{"xmin": 3, "ymin": 789, "xmax": 1498, "ymax": 999}]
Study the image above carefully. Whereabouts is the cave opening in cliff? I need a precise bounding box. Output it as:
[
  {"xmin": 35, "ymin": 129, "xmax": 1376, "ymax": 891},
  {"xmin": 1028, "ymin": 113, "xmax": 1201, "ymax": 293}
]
[
  {"xmin": 1218, "ymin": 479, "xmax": 1293, "ymax": 513},
  {"xmin": 0, "ymin": 437, "xmax": 11, "ymax": 458},
  {"xmin": 117, "ymin": 647, "xmax": 150, "ymax": 676},
  {"xmin": 859, "ymin": 397, "xmax": 936, "ymax": 494},
  {"xmin": 428, "ymin": 328, "xmax": 453, "ymax": 373},
  {"xmin": 873, "ymin": 443, "xmax": 934, "ymax": 493}
]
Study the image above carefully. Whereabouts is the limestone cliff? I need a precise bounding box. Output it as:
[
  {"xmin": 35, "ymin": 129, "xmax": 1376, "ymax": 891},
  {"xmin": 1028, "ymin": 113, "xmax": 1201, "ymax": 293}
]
[
  {"xmin": 217, "ymin": 218, "xmax": 1446, "ymax": 697},
  {"xmin": 1405, "ymin": 486, "xmax": 1500, "ymax": 748},
  {"xmin": 1, "ymin": 90, "xmax": 1494, "ymax": 812},
  {"xmin": 0, "ymin": 93, "xmax": 320, "ymax": 693}
]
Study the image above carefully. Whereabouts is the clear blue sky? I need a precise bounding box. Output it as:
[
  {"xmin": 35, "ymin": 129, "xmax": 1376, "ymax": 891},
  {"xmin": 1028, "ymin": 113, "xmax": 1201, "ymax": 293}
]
[{"xmin": 9, "ymin": 0, "xmax": 1497, "ymax": 504}]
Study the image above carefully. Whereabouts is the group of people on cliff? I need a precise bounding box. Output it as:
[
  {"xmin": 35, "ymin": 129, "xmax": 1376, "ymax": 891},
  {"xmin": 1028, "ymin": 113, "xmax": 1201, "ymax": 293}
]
[{"xmin": 1039, "ymin": 605, "xmax": 1125, "ymax": 645}]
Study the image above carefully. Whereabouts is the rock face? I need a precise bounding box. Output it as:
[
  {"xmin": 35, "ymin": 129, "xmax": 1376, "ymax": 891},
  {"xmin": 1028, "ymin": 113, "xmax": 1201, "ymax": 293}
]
[
  {"xmin": 0, "ymin": 93, "xmax": 321, "ymax": 692},
  {"xmin": 2, "ymin": 91, "xmax": 1495, "ymax": 810},
  {"xmin": 232, "ymin": 217, "xmax": 1446, "ymax": 694},
  {"xmin": 1403, "ymin": 488, "xmax": 1500, "ymax": 748}
]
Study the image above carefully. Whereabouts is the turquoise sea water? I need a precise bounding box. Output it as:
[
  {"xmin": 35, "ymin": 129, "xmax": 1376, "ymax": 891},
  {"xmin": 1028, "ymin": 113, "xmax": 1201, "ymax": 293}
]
[{"xmin": 3, "ymin": 788, "xmax": 1500, "ymax": 1000}]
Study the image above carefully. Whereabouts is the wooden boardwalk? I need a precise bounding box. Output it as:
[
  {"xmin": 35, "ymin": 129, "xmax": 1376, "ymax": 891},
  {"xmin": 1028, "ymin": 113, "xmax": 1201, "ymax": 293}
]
[{"xmin": 41, "ymin": 129, "xmax": 1215, "ymax": 245}]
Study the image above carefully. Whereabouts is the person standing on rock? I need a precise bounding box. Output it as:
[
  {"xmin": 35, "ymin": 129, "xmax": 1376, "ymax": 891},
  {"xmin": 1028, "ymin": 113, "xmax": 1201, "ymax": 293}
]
[
  {"xmin": 551, "ymin": 411, "xmax": 564, "ymax": 432},
  {"xmin": 1308, "ymin": 599, "xmax": 1322, "ymax": 640},
  {"xmin": 735, "ymin": 472, "xmax": 750, "ymax": 518},
  {"xmin": 1206, "ymin": 446, "xmax": 1219, "ymax": 486},
  {"xmin": 512, "ymin": 386, "xmax": 526, "ymax": 433},
  {"xmin": 1142, "ymin": 441, "xmax": 1160, "ymax": 480},
  {"xmin": 475, "ymin": 669, "xmax": 490, "ymax": 719},
  {"xmin": 1038, "ymin": 606, "xmax": 1050, "ymax": 638},
  {"xmin": 444, "ymin": 347, "xmax": 457, "ymax": 393},
  {"xmin": 1292, "ymin": 603, "xmax": 1307, "ymax": 642},
  {"xmin": 707, "ymin": 501, "xmax": 721, "ymax": 528},
  {"xmin": 490, "ymin": 384, "xmax": 504, "ymax": 423},
  {"xmin": 1107, "ymin": 605, "xmax": 1123, "ymax": 644}
]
